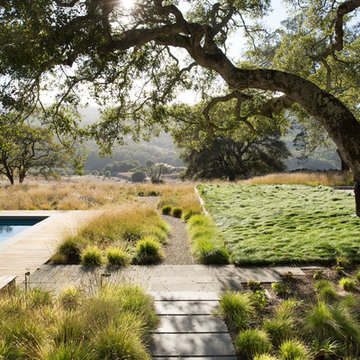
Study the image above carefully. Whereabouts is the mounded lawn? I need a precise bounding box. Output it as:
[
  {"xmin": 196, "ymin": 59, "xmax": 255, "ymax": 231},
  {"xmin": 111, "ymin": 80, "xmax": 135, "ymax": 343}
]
[{"xmin": 198, "ymin": 184, "xmax": 360, "ymax": 265}]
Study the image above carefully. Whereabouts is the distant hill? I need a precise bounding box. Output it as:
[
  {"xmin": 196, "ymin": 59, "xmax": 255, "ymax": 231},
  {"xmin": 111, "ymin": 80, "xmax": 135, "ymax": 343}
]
[{"xmin": 78, "ymin": 105, "xmax": 341, "ymax": 173}]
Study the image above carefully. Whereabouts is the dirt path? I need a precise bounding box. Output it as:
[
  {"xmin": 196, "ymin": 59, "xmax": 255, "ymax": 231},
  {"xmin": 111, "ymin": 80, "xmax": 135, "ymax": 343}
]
[{"xmin": 139, "ymin": 196, "xmax": 194, "ymax": 265}]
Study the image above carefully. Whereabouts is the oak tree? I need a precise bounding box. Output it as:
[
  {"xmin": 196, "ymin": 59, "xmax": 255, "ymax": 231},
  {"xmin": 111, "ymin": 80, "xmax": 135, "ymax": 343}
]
[
  {"xmin": 1, "ymin": 0, "xmax": 360, "ymax": 214},
  {"xmin": 0, "ymin": 120, "xmax": 69, "ymax": 184}
]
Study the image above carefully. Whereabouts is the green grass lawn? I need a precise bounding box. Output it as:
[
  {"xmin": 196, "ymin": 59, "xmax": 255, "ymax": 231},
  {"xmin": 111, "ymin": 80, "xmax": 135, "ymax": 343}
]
[{"xmin": 198, "ymin": 184, "xmax": 360, "ymax": 266}]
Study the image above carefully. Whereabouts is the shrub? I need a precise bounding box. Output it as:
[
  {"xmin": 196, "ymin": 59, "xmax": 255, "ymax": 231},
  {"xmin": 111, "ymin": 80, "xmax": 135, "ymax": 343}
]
[
  {"xmin": 313, "ymin": 270, "xmax": 324, "ymax": 280},
  {"xmin": 248, "ymin": 280, "xmax": 262, "ymax": 291},
  {"xmin": 272, "ymin": 282, "xmax": 289, "ymax": 297},
  {"xmin": 172, "ymin": 207, "xmax": 183, "ymax": 218},
  {"xmin": 131, "ymin": 171, "xmax": 146, "ymax": 183},
  {"xmin": 147, "ymin": 190, "xmax": 159, "ymax": 196},
  {"xmin": 251, "ymin": 290, "xmax": 269, "ymax": 312},
  {"xmin": 235, "ymin": 329, "xmax": 271, "ymax": 359},
  {"xmin": 161, "ymin": 205, "xmax": 172, "ymax": 215},
  {"xmin": 81, "ymin": 246, "xmax": 103, "ymax": 266},
  {"xmin": 339, "ymin": 277, "xmax": 357, "ymax": 292},
  {"xmin": 132, "ymin": 236, "xmax": 164, "ymax": 265},
  {"xmin": 278, "ymin": 340, "xmax": 310, "ymax": 360},
  {"xmin": 106, "ymin": 248, "xmax": 130, "ymax": 266},
  {"xmin": 219, "ymin": 291, "xmax": 255, "ymax": 330}
]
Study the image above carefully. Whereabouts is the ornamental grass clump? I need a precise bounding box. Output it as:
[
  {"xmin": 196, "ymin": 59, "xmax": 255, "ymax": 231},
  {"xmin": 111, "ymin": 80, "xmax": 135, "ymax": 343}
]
[
  {"xmin": 60, "ymin": 287, "xmax": 81, "ymax": 311},
  {"xmin": 81, "ymin": 246, "xmax": 103, "ymax": 266},
  {"xmin": 263, "ymin": 316, "xmax": 295, "ymax": 347},
  {"xmin": 314, "ymin": 279, "xmax": 333, "ymax": 291},
  {"xmin": 314, "ymin": 280, "xmax": 338, "ymax": 303},
  {"xmin": 278, "ymin": 339, "xmax": 310, "ymax": 360},
  {"xmin": 263, "ymin": 300, "xmax": 297, "ymax": 346},
  {"xmin": 235, "ymin": 329, "xmax": 271, "ymax": 360},
  {"xmin": 339, "ymin": 277, "xmax": 357, "ymax": 292},
  {"xmin": 52, "ymin": 205, "xmax": 169, "ymax": 265},
  {"xmin": 319, "ymin": 286, "xmax": 338, "ymax": 303},
  {"xmin": 219, "ymin": 290, "xmax": 255, "ymax": 330},
  {"xmin": 161, "ymin": 205, "xmax": 172, "ymax": 215},
  {"xmin": 0, "ymin": 284, "xmax": 158, "ymax": 359},
  {"xmin": 52, "ymin": 236, "xmax": 86, "ymax": 264},
  {"xmin": 106, "ymin": 247, "xmax": 130, "ymax": 266},
  {"xmin": 172, "ymin": 207, "xmax": 183, "ymax": 218},
  {"xmin": 132, "ymin": 236, "xmax": 164, "ymax": 265},
  {"xmin": 304, "ymin": 301, "xmax": 360, "ymax": 345},
  {"xmin": 254, "ymin": 354, "xmax": 279, "ymax": 360}
]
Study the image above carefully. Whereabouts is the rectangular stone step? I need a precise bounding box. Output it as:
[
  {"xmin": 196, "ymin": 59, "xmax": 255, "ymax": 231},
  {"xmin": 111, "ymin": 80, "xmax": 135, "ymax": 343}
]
[
  {"xmin": 153, "ymin": 315, "xmax": 228, "ymax": 333},
  {"xmin": 152, "ymin": 291, "xmax": 220, "ymax": 301},
  {"xmin": 155, "ymin": 301, "xmax": 218, "ymax": 315},
  {"xmin": 151, "ymin": 333, "xmax": 236, "ymax": 357}
]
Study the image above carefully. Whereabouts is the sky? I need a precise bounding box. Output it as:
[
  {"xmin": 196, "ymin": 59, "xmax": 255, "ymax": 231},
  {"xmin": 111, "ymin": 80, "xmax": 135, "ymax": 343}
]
[{"xmin": 175, "ymin": 0, "xmax": 289, "ymax": 104}]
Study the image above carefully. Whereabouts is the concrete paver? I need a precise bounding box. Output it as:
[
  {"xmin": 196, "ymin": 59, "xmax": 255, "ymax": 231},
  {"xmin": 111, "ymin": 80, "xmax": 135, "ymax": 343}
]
[
  {"xmin": 150, "ymin": 333, "xmax": 236, "ymax": 357},
  {"xmin": 153, "ymin": 315, "xmax": 228, "ymax": 333},
  {"xmin": 156, "ymin": 301, "xmax": 219, "ymax": 315},
  {"xmin": 27, "ymin": 264, "xmax": 304, "ymax": 293}
]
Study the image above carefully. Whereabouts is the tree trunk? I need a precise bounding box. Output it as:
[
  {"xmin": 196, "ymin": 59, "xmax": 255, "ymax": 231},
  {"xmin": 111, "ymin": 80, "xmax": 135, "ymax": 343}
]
[
  {"xmin": 192, "ymin": 50, "xmax": 360, "ymax": 214},
  {"xmin": 7, "ymin": 175, "xmax": 14, "ymax": 185},
  {"xmin": 336, "ymin": 149, "xmax": 350, "ymax": 171},
  {"xmin": 355, "ymin": 179, "xmax": 360, "ymax": 217}
]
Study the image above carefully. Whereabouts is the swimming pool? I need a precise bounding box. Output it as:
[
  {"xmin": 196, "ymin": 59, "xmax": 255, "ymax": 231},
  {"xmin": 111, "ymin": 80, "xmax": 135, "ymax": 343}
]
[{"xmin": 0, "ymin": 218, "xmax": 46, "ymax": 243}]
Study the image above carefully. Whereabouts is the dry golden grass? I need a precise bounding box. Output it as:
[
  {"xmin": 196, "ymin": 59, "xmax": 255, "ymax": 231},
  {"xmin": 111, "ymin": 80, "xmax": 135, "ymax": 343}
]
[
  {"xmin": 240, "ymin": 171, "xmax": 354, "ymax": 187},
  {"xmin": 135, "ymin": 183, "xmax": 202, "ymax": 212},
  {"xmin": 0, "ymin": 182, "xmax": 135, "ymax": 210},
  {"xmin": 52, "ymin": 203, "xmax": 170, "ymax": 264}
]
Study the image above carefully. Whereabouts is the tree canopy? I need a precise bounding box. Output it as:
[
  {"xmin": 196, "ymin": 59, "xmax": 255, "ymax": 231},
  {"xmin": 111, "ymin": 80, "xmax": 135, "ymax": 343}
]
[
  {"xmin": 0, "ymin": 119, "xmax": 69, "ymax": 184},
  {"xmin": 1, "ymin": 0, "xmax": 360, "ymax": 213},
  {"xmin": 180, "ymin": 135, "xmax": 290, "ymax": 181}
]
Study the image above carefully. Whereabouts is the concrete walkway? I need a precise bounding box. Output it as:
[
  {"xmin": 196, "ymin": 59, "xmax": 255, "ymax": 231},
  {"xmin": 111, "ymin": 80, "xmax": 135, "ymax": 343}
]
[
  {"xmin": 151, "ymin": 291, "xmax": 237, "ymax": 360},
  {"xmin": 26, "ymin": 264, "xmax": 305, "ymax": 359},
  {"xmin": 26, "ymin": 264, "xmax": 305, "ymax": 293},
  {"xmin": 0, "ymin": 210, "xmax": 99, "ymax": 283}
]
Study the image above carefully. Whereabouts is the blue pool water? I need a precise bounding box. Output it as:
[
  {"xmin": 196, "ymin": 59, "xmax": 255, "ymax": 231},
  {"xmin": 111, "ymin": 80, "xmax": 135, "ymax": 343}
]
[{"xmin": 0, "ymin": 219, "xmax": 42, "ymax": 243}]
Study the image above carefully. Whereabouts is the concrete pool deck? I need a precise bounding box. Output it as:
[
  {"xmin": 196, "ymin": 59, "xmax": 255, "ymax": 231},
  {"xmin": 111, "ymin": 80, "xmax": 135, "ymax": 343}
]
[{"xmin": 0, "ymin": 210, "xmax": 99, "ymax": 283}]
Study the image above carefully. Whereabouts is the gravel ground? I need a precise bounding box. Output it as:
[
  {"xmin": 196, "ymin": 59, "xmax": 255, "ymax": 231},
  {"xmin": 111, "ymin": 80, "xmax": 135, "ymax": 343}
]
[
  {"xmin": 161, "ymin": 214, "xmax": 194, "ymax": 265},
  {"xmin": 139, "ymin": 196, "xmax": 194, "ymax": 264}
]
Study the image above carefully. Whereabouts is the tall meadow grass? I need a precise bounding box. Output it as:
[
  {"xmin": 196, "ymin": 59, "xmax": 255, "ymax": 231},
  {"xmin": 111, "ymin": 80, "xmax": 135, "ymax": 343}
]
[
  {"xmin": 241, "ymin": 171, "xmax": 354, "ymax": 187},
  {"xmin": 0, "ymin": 284, "xmax": 157, "ymax": 359},
  {"xmin": 52, "ymin": 204, "xmax": 170, "ymax": 265}
]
